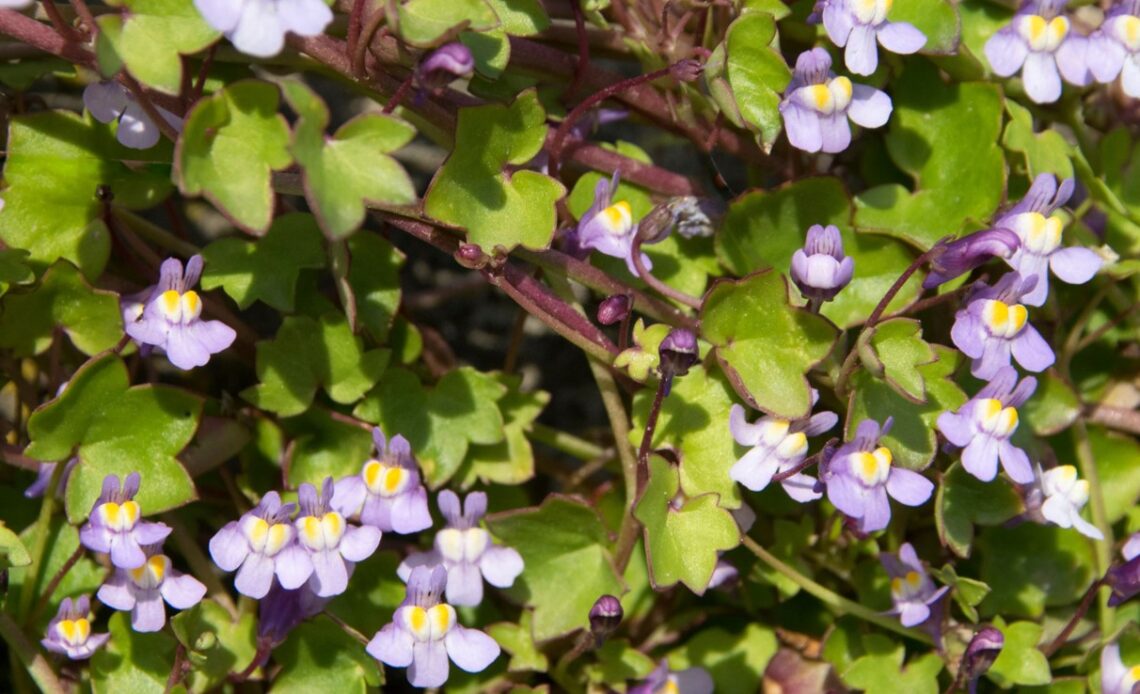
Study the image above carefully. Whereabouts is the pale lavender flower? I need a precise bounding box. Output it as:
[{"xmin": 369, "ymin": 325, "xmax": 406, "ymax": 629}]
[
  {"xmin": 879, "ymin": 543, "xmax": 948, "ymax": 627},
  {"xmin": 294, "ymin": 477, "xmax": 381, "ymax": 597},
  {"xmin": 950, "ymin": 272, "xmax": 1054, "ymax": 379},
  {"xmin": 937, "ymin": 366, "xmax": 1036, "ymax": 485},
  {"xmin": 332, "ymin": 428, "xmax": 431, "ymax": 534},
  {"xmin": 366, "ymin": 566, "xmax": 500, "ymax": 688},
  {"xmin": 923, "ymin": 228, "xmax": 1020, "ymax": 289},
  {"xmin": 822, "ymin": 0, "xmax": 927, "ymax": 75},
  {"xmin": 398, "ymin": 491, "xmax": 523, "ymax": 607},
  {"xmin": 780, "ymin": 48, "xmax": 892, "ymax": 154},
  {"xmin": 821, "ymin": 418, "xmax": 933, "ymax": 534},
  {"xmin": 209, "ymin": 491, "xmax": 313, "ymax": 599},
  {"xmin": 984, "ymin": 0, "xmax": 1091, "ymax": 104},
  {"xmin": 1101, "ymin": 643, "xmax": 1140, "ymax": 694},
  {"xmin": 790, "ymin": 224, "xmax": 855, "ymax": 304},
  {"xmin": 97, "ymin": 547, "xmax": 206, "ymax": 632},
  {"xmin": 41, "ymin": 596, "xmax": 109, "ymax": 660},
  {"xmin": 1088, "ymin": 0, "xmax": 1140, "ymax": 96},
  {"xmin": 993, "ymin": 174, "xmax": 1101, "ymax": 306},
  {"xmin": 1039, "ymin": 464, "xmax": 1103, "ymax": 540},
  {"xmin": 125, "ymin": 255, "xmax": 236, "ymax": 370},
  {"xmin": 630, "ymin": 660, "xmax": 714, "ymax": 694},
  {"xmin": 573, "ymin": 172, "xmax": 651, "ymax": 277},
  {"xmin": 728, "ymin": 394, "xmax": 837, "ymax": 501},
  {"xmin": 589, "ymin": 594, "xmax": 623, "ymax": 640},
  {"xmin": 83, "ymin": 81, "xmax": 182, "ymax": 150},
  {"xmin": 79, "ymin": 472, "xmax": 171, "ymax": 570},
  {"xmin": 24, "ymin": 458, "xmax": 77, "ymax": 499},
  {"xmin": 0, "ymin": 0, "xmax": 34, "ymax": 7},
  {"xmin": 1124, "ymin": 532, "xmax": 1140, "ymax": 561},
  {"xmin": 194, "ymin": 0, "xmax": 332, "ymax": 58}
]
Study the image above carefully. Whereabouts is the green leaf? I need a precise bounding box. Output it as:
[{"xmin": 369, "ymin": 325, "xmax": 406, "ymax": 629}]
[
  {"xmin": 0, "ymin": 110, "xmax": 172, "ymax": 278},
  {"xmin": 354, "ymin": 367, "xmax": 506, "ymax": 486},
  {"xmin": 986, "ymin": 620, "xmax": 1051, "ymax": 687},
  {"xmin": 842, "ymin": 636, "xmax": 943, "ymax": 694},
  {"xmin": 170, "ymin": 600, "xmax": 257, "ymax": 693},
  {"xmin": 457, "ymin": 374, "xmax": 550, "ymax": 488},
  {"xmin": 613, "ymin": 319, "xmax": 671, "ymax": 383},
  {"xmin": 280, "ymin": 408, "xmax": 377, "ymax": 488},
  {"xmin": 887, "ymin": 0, "xmax": 960, "ymax": 54},
  {"xmin": 0, "ymin": 249, "xmax": 33, "ymax": 295},
  {"xmin": 856, "ymin": 318, "xmax": 937, "ymax": 403},
  {"xmin": 935, "ymin": 462, "xmax": 1022, "ymax": 558},
  {"xmin": 1089, "ymin": 427, "xmax": 1140, "ymax": 525},
  {"xmin": 176, "ymin": 80, "xmax": 293, "ymax": 234},
  {"xmin": 667, "ymin": 624, "xmax": 779, "ymax": 694},
  {"xmin": 717, "ymin": 11, "xmax": 791, "ymax": 149},
  {"xmin": 715, "ymin": 177, "xmax": 923, "ymax": 329},
  {"xmin": 632, "ymin": 364, "xmax": 743, "ymax": 509},
  {"xmin": 978, "ymin": 523, "xmax": 1096, "ymax": 618},
  {"xmin": 346, "ymin": 232, "xmax": 404, "ymax": 343},
  {"xmin": 0, "ymin": 260, "xmax": 124, "ymax": 357},
  {"xmin": 854, "ymin": 63, "xmax": 1005, "ymax": 250},
  {"xmin": 200, "ymin": 213, "xmax": 326, "ymax": 311},
  {"xmin": 701, "ymin": 270, "xmax": 839, "ymax": 419},
  {"xmin": 585, "ymin": 639, "xmax": 657, "ymax": 685},
  {"xmin": 272, "ymin": 617, "xmax": 382, "ymax": 693},
  {"xmin": 929, "ymin": 564, "xmax": 991, "ymax": 623},
  {"xmin": 634, "ymin": 455, "xmax": 740, "ymax": 593},
  {"xmin": 0, "ymin": 522, "xmax": 30, "ymax": 569},
  {"xmin": 424, "ymin": 90, "xmax": 565, "ymax": 251},
  {"xmin": 486, "ymin": 611, "xmax": 549, "ymax": 673},
  {"xmin": 91, "ymin": 612, "xmax": 177, "ymax": 694},
  {"xmin": 325, "ymin": 550, "xmax": 405, "ymax": 633},
  {"xmin": 241, "ymin": 313, "xmax": 390, "ymax": 417},
  {"xmin": 0, "ymin": 57, "xmax": 71, "ymax": 90},
  {"xmin": 751, "ymin": 517, "xmax": 817, "ymax": 598},
  {"xmin": 1002, "ymin": 99, "xmax": 1074, "ymax": 180},
  {"xmin": 397, "ymin": 0, "xmax": 499, "ymax": 46},
  {"xmin": 24, "ymin": 354, "xmax": 201, "ymax": 523},
  {"xmin": 282, "ymin": 81, "xmax": 416, "ymax": 240},
  {"xmin": 485, "ymin": 0, "xmax": 549, "ymax": 35},
  {"xmin": 485, "ymin": 495, "xmax": 625, "ymax": 641},
  {"xmin": 1021, "ymin": 372, "xmax": 1080, "ymax": 436},
  {"xmin": 96, "ymin": 0, "xmax": 220, "ymax": 94},
  {"xmin": 848, "ymin": 345, "xmax": 967, "ymax": 471}
]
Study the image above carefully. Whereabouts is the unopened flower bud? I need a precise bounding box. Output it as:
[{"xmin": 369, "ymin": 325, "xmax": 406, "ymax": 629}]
[
  {"xmin": 659, "ymin": 328, "xmax": 698, "ymax": 377},
  {"xmin": 790, "ymin": 224, "xmax": 854, "ymax": 304},
  {"xmin": 589, "ymin": 594, "xmax": 623, "ymax": 641},
  {"xmin": 455, "ymin": 243, "xmax": 488, "ymax": 269},
  {"xmin": 1106, "ymin": 555, "xmax": 1140, "ymax": 607},
  {"xmin": 960, "ymin": 626, "xmax": 1004, "ymax": 682},
  {"xmin": 194, "ymin": 630, "xmax": 218, "ymax": 651},
  {"xmin": 417, "ymin": 43, "xmax": 475, "ymax": 90},
  {"xmin": 637, "ymin": 203, "xmax": 677, "ymax": 245},
  {"xmin": 670, "ymin": 59, "xmax": 704, "ymax": 83},
  {"xmin": 923, "ymin": 228, "xmax": 1020, "ymax": 289},
  {"xmin": 597, "ymin": 295, "xmax": 632, "ymax": 326}
]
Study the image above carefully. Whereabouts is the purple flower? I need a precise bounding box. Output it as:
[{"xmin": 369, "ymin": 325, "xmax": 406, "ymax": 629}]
[
  {"xmin": 193, "ymin": 0, "xmax": 332, "ymax": 58},
  {"xmin": 124, "ymin": 256, "xmax": 236, "ymax": 370},
  {"xmin": 41, "ymin": 596, "xmax": 109, "ymax": 660},
  {"xmin": 821, "ymin": 418, "xmax": 933, "ymax": 533},
  {"xmin": 83, "ymin": 81, "xmax": 182, "ymax": 150},
  {"xmin": 209, "ymin": 491, "xmax": 313, "ymax": 599},
  {"xmin": 366, "ymin": 566, "xmax": 500, "ymax": 688},
  {"xmin": 922, "ymin": 228, "xmax": 1020, "ymax": 289},
  {"xmin": 879, "ymin": 543, "xmax": 948, "ymax": 627},
  {"xmin": 950, "ymin": 272, "xmax": 1055, "ymax": 379},
  {"xmin": 1101, "ymin": 643, "xmax": 1140, "ymax": 694},
  {"xmin": 630, "ymin": 660, "xmax": 714, "ymax": 694},
  {"xmin": 398, "ymin": 491, "xmax": 523, "ymax": 607},
  {"xmin": 417, "ymin": 43, "xmax": 475, "ymax": 90},
  {"xmin": 258, "ymin": 582, "xmax": 332, "ymax": 647},
  {"xmin": 937, "ymin": 366, "xmax": 1036, "ymax": 485},
  {"xmin": 993, "ymin": 174, "xmax": 1101, "ymax": 306},
  {"xmin": 822, "ymin": 0, "xmax": 927, "ymax": 75},
  {"xmin": 1088, "ymin": 1, "xmax": 1140, "ymax": 96},
  {"xmin": 1106, "ymin": 539, "xmax": 1140, "ymax": 607},
  {"xmin": 1039, "ymin": 464, "xmax": 1103, "ymax": 540},
  {"xmin": 779, "ymin": 48, "xmax": 892, "ymax": 154},
  {"xmin": 24, "ymin": 458, "xmax": 77, "ymax": 499},
  {"xmin": 961, "ymin": 627, "xmax": 1004, "ymax": 686},
  {"xmin": 97, "ymin": 547, "xmax": 206, "ymax": 632},
  {"xmin": 79, "ymin": 472, "xmax": 171, "ymax": 570},
  {"xmin": 293, "ymin": 478, "xmax": 382, "ymax": 597},
  {"xmin": 728, "ymin": 396, "xmax": 837, "ymax": 501},
  {"xmin": 659, "ymin": 328, "xmax": 699, "ymax": 380},
  {"xmin": 573, "ymin": 172, "xmax": 651, "ymax": 277},
  {"xmin": 791, "ymin": 224, "xmax": 855, "ymax": 304},
  {"xmin": 984, "ymin": 0, "xmax": 1091, "ymax": 104},
  {"xmin": 332, "ymin": 428, "xmax": 431, "ymax": 534}
]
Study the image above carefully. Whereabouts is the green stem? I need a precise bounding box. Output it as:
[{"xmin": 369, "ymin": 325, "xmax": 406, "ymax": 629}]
[
  {"xmin": 0, "ymin": 613, "xmax": 66, "ymax": 694},
  {"xmin": 16, "ymin": 463, "xmax": 64, "ymax": 621},
  {"xmin": 528, "ymin": 423, "xmax": 609, "ymax": 461},
  {"xmin": 163, "ymin": 513, "xmax": 239, "ymax": 619},
  {"xmin": 741, "ymin": 536, "xmax": 933, "ymax": 645},
  {"xmin": 1072, "ymin": 419, "xmax": 1114, "ymax": 637}
]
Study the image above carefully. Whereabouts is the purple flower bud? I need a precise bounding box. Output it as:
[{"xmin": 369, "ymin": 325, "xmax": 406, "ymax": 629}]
[
  {"xmin": 417, "ymin": 43, "xmax": 475, "ymax": 90},
  {"xmin": 659, "ymin": 328, "xmax": 699, "ymax": 377},
  {"xmin": 41, "ymin": 595, "xmax": 109, "ymax": 660},
  {"xmin": 791, "ymin": 224, "xmax": 855, "ymax": 303},
  {"xmin": 1106, "ymin": 555, "xmax": 1140, "ymax": 607},
  {"xmin": 923, "ymin": 228, "xmax": 1021, "ymax": 289},
  {"xmin": 258, "ymin": 582, "xmax": 331, "ymax": 647},
  {"xmin": 24, "ymin": 458, "xmax": 77, "ymax": 499},
  {"xmin": 669, "ymin": 59, "xmax": 704, "ymax": 83},
  {"xmin": 597, "ymin": 295, "xmax": 632, "ymax": 326},
  {"xmin": 961, "ymin": 626, "xmax": 1004, "ymax": 682},
  {"xmin": 454, "ymin": 243, "xmax": 487, "ymax": 269},
  {"xmin": 588, "ymin": 594, "xmax": 623, "ymax": 639}
]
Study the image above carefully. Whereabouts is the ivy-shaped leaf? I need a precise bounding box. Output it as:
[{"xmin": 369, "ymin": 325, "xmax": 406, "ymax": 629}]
[
  {"xmin": 24, "ymin": 354, "xmax": 202, "ymax": 523},
  {"xmin": 666, "ymin": 624, "xmax": 779, "ymax": 694},
  {"xmin": 1002, "ymin": 99, "xmax": 1074, "ymax": 179},
  {"xmin": 0, "ymin": 522, "xmax": 30, "ymax": 570},
  {"xmin": 585, "ymin": 639, "xmax": 657, "ymax": 686},
  {"xmin": 706, "ymin": 11, "xmax": 790, "ymax": 150},
  {"xmin": 170, "ymin": 599, "xmax": 258, "ymax": 692},
  {"xmin": 986, "ymin": 619, "xmax": 1051, "ymax": 687},
  {"xmin": 929, "ymin": 564, "xmax": 991, "ymax": 623},
  {"xmin": 634, "ymin": 455, "xmax": 740, "ymax": 594},
  {"xmin": 96, "ymin": 0, "xmax": 220, "ymax": 94},
  {"xmin": 457, "ymin": 374, "xmax": 550, "ymax": 488},
  {"xmin": 9, "ymin": 519, "xmax": 105, "ymax": 625},
  {"xmin": 176, "ymin": 80, "xmax": 293, "ymax": 234},
  {"xmin": 266, "ymin": 617, "xmax": 382, "ymax": 693},
  {"xmin": 979, "ymin": 523, "xmax": 1096, "ymax": 617},
  {"xmin": 935, "ymin": 462, "xmax": 1022, "ymax": 558},
  {"xmin": 486, "ymin": 611, "xmax": 549, "ymax": 673},
  {"xmin": 1021, "ymin": 372, "xmax": 1080, "ymax": 436},
  {"xmin": 887, "ymin": 0, "xmax": 960, "ymax": 54},
  {"xmin": 702, "ymin": 269, "xmax": 839, "ymax": 419},
  {"xmin": 841, "ymin": 635, "xmax": 943, "ymax": 694},
  {"xmin": 241, "ymin": 313, "xmax": 390, "ymax": 417},
  {"xmin": 614, "ymin": 319, "xmax": 672, "ymax": 383},
  {"xmin": 347, "ymin": 232, "xmax": 404, "ymax": 343},
  {"xmin": 0, "ymin": 110, "xmax": 172, "ymax": 278},
  {"xmin": 485, "ymin": 495, "xmax": 625, "ymax": 642},
  {"xmin": 282, "ymin": 81, "xmax": 416, "ymax": 240},
  {"xmin": 424, "ymin": 89, "xmax": 565, "ymax": 251},
  {"xmin": 91, "ymin": 612, "xmax": 177, "ymax": 693},
  {"xmin": 396, "ymin": 0, "xmax": 499, "ymax": 47},
  {"xmin": 856, "ymin": 318, "xmax": 938, "ymax": 403},
  {"xmin": 353, "ymin": 367, "xmax": 506, "ymax": 487},
  {"xmin": 0, "ymin": 249, "xmax": 33, "ymax": 295},
  {"xmin": 200, "ymin": 213, "xmax": 326, "ymax": 311},
  {"xmin": 0, "ymin": 260, "xmax": 123, "ymax": 357}
]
